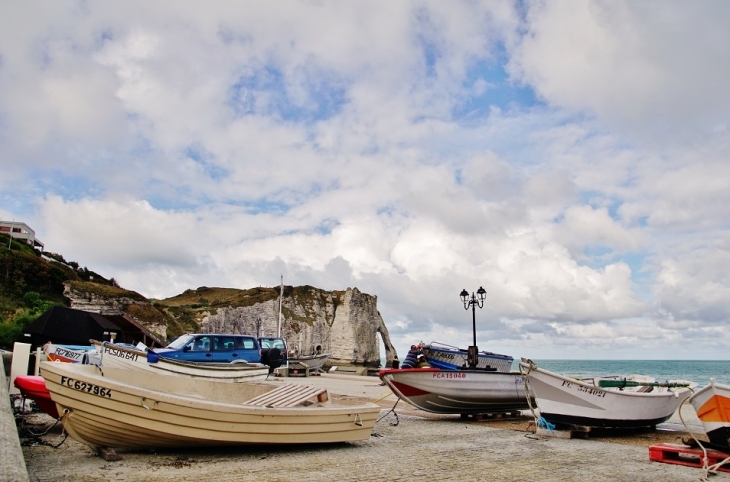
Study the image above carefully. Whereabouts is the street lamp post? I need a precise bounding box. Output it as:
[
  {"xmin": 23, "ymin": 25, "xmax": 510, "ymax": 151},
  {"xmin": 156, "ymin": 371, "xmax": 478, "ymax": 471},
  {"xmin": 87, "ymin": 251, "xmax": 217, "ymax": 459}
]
[{"xmin": 460, "ymin": 286, "xmax": 487, "ymax": 369}]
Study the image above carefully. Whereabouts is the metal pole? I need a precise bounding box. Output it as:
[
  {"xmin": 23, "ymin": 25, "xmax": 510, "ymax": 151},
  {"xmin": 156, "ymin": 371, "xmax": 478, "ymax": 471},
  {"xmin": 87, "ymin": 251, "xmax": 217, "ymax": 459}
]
[
  {"xmin": 277, "ymin": 275, "xmax": 283, "ymax": 338},
  {"xmin": 471, "ymin": 294, "xmax": 477, "ymax": 349},
  {"xmin": 461, "ymin": 288, "xmax": 485, "ymax": 370},
  {"xmin": 7, "ymin": 219, "xmax": 13, "ymax": 249}
]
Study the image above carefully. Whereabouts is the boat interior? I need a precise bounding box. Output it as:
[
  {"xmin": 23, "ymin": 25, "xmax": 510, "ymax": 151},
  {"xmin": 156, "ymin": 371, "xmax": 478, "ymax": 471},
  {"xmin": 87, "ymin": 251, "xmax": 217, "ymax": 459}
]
[{"xmin": 42, "ymin": 362, "xmax": 330, "ymax": 407}]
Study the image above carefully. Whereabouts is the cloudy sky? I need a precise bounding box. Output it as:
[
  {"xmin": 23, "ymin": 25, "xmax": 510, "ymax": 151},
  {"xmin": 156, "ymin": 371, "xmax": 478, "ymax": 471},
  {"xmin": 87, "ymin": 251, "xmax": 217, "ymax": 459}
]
[{"xmin": 2, "ymin": 1, "xmax": 729, "ymax": 361}]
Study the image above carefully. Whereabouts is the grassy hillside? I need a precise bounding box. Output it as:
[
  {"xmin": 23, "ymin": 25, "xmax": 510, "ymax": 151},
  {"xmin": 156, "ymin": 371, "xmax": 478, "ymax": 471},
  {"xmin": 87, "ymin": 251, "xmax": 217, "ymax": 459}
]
[
  {"xmin": 0, "ymin": 234, "xmax": 343, "ymax": 347},
  {"xmin": 0, "ymin": 233, "xmax": 144, "ymax": 348}
]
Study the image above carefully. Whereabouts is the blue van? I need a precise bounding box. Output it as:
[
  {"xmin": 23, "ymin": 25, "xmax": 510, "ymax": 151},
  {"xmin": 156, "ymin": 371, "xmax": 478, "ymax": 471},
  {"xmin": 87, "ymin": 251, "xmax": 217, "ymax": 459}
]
[{"xmin": 153, "ymin": 334, "xmax": 262, "ymax": 364}]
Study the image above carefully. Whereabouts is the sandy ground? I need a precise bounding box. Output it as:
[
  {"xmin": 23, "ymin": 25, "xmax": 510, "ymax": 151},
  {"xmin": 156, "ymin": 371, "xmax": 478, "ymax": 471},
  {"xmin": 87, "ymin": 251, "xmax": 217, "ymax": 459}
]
[{"xmin": 16, "ymin": 373, "xmax": 729, "ymax": 482}]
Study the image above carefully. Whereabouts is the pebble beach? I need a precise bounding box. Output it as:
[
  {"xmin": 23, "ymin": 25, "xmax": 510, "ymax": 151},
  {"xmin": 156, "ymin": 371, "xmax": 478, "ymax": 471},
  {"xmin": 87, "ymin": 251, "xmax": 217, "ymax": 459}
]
[{"xmin": 15, "ymin": 372, "xmax": 729, "ymax": 482}]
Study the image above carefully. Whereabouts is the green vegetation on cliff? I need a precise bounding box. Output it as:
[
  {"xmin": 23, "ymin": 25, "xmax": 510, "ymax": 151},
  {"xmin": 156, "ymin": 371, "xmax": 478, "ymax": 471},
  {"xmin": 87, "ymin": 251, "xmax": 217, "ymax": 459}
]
[
  {"xmin": 66, "ymin": 280, "xmax": 147, "ymax": 301},
  {"xmin": 159, "ymin": 286, "xmax": 280, "ymax": 308},
  {"xmin": 0, "ymin": 233, "xmax": 348, "ymax": 348},
  {"xmin": 0, "ymin": 233, "xmax": 155, "ymax": 348}
]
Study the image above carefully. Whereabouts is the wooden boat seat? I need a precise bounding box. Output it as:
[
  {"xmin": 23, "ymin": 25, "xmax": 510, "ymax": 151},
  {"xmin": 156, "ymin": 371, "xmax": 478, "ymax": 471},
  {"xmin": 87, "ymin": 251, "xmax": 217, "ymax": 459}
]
[{"xmin": 244, "ymin": 384, "xmax": 329, "ymax": 407}]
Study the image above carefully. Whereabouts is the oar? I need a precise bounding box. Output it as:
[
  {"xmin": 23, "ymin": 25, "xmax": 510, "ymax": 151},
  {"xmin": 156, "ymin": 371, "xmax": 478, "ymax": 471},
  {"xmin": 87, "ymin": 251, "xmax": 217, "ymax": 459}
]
[{"xmin": 598, "ymin": 379, "xmax": 690, "ymax": 388}]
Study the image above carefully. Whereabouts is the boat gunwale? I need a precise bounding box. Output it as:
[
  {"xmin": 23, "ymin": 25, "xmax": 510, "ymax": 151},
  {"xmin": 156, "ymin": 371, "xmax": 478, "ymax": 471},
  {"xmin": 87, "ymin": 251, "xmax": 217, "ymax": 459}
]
[
  {"xmin": 519, "ymin": 360, "xmax": 693, "ymax": 399},
  {"xmin": 41, "ymin": 362, "xmax": 379, "ymax": 417},
  {"xmin": 92, "ymin": 339, "xmax": 269, "ymax": 373}
]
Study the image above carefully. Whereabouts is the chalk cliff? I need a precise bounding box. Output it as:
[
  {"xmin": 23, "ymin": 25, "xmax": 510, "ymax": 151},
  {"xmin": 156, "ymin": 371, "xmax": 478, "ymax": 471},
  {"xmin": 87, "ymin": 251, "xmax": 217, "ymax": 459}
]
[
  {"xmin": 200, "ymin": 286, "xmax": 396, "ymax": 367},
  {"xmin": 64, "ymin": 282, "xmax": 397, "ymax": 367}
]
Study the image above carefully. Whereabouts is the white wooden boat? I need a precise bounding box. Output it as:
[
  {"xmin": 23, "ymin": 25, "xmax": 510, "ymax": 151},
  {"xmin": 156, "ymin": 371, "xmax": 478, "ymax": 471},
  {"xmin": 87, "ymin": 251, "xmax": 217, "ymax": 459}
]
[
  {"xmin": 519, "ymin": 358, "xmax": 693, "ymax": 429},
  {"xmin": 688, "ymin": 378, "xmax": 730, "ymax": 449},
  {"xmin": 88, "ymin": 340, "xmax": 269, "ymax": 382},
  {"xmin": 40, "ymin": 361, "xmax": 381, "ymax": 451},
  {"xmin": 379, "ymin": 367, "xmax": 533, "ymax": 414},
  {"xmin": 422, "ymin": 342, "xmax": 513, "ymax": 372}
]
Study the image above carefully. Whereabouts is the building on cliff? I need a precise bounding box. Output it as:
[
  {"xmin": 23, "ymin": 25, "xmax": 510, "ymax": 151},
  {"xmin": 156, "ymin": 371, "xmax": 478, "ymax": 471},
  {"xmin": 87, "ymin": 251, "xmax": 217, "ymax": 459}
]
[{"xmin": 0, "ymin": 220, "xmax": 44, "ymax": 251}]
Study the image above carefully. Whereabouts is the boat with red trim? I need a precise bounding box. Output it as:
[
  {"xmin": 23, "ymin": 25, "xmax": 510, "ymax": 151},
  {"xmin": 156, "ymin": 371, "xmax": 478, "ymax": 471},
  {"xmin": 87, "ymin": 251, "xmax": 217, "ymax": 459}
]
[{"xmin": 379, "ymin": 367, "xmax": 532, "ymax": 414}]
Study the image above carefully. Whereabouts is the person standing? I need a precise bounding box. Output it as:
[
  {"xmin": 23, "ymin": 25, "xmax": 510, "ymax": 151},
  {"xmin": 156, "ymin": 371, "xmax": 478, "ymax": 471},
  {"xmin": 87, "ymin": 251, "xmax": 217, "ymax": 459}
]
[{"xmin": 401, "ymin": 345, "xmax": 420, "ymax": 368}]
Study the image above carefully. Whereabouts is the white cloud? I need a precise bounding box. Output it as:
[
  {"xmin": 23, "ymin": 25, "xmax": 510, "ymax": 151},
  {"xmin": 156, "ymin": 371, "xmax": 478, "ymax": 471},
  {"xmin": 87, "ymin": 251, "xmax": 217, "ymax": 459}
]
[
  {"xmin": 509, "ymin": 1, "xmax": 730, "ymax": 141},
  {"xmin": 2, "ymin": 1, "xmax": 729, "ymax": 361}
]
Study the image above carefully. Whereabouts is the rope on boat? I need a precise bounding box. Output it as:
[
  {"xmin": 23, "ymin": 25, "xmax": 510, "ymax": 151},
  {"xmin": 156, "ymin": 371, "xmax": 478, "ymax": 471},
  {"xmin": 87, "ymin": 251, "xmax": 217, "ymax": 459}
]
[
  {"xmin": 376, "ymin": 398, "xmax": 400, "ymax": 426},
  {"xmin": 674, "ymin": 388, "xmax": 730, "ymax": 480},
  {"xmin": 20, "ymin": 415, "xmax": 60, "ymax": 437},
  {"xmin": 15, "ymin": 397, "xmax": 61, "ymax": 437},
  {"xmin": 371, "ymin": 391, "xmax": 394, "ymax": 404},
  {"xmin": 519, "ymin": 359, "xmax": 554, "ymax": 434},
  {"xmin": 18, "ymin": 410, "xmax": 70, "ymax": 449}
]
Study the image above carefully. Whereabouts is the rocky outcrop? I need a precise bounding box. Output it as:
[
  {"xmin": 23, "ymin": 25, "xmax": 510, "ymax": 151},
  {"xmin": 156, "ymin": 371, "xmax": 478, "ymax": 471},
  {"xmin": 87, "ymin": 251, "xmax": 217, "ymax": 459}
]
[
  {"xmin": 63, "ymin": 282, "xmax": 168, "ymax": 340},
  {"xmin": 64, "ymin": 281, "xmax": 397, "ymax": 367},
  {"xmin": 64, "ymin": 284, "xmax": 141, "ymax": 315},
  {"xmin": 201, "ymin": 287, "xmax": 397, "ymax": 367}
]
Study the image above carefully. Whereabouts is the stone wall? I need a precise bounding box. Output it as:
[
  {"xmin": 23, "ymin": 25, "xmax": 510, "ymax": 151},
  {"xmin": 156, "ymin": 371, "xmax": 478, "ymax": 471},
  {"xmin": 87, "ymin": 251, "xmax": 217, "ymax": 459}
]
[{"xmin": 1, "ymin": 356, "xmax": 30, "ymax": 481}]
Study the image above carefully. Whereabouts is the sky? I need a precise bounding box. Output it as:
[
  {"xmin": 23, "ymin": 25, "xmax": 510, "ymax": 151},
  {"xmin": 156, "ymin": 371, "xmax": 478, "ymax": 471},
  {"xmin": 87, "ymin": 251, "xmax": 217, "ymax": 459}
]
[{"xmin": 2, "ymin": 1, "xmax": 730, "ymax": 361}]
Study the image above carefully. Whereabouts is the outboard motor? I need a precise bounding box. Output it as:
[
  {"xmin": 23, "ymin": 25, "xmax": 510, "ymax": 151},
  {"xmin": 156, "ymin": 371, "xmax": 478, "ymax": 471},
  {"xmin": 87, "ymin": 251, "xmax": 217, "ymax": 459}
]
[{"xmin": 261, "ymin": 347, "xmax": 284, "ymax": 373}]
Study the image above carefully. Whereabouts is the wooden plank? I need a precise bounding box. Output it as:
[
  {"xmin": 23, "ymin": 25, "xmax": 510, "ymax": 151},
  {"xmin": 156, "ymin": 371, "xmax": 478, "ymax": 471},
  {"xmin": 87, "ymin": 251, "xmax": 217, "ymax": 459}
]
[
  {"xmin": 244, "ymin": 384, "xmax": 328, "ymax": 407},
  {"xmin": 536, "ymin": 427, "xmax": 573, "ymax": 439}
]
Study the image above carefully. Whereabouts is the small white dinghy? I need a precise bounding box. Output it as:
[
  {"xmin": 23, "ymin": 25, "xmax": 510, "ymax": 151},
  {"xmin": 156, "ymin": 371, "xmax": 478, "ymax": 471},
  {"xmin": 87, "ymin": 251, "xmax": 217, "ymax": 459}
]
[
  {"xmin": 519, "ymin": 358, "xmax": 693, "ymax": 429},
  {"xmin": 40, "ymin": 361, "xmax": 380, "ymax": 451},
  {"xmin": 89, "ymin": 340, "xmax": 270, "ymax": 382}
]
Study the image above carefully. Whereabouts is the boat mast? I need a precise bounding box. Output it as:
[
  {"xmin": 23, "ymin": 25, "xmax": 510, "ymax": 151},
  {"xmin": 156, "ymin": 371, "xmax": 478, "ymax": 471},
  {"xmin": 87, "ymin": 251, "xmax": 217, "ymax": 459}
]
[{"xmin": 277, "ymin": 275, "xmax": 283, "ymax": 338}]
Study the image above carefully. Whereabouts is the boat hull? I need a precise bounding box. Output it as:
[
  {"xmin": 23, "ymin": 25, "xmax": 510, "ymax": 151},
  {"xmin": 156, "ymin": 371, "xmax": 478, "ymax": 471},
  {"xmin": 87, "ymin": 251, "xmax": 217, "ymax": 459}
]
[
  {"xmin": 519, "ymin": 360, "xmax": 692, "ymax": 429},
  {"xmin": 422, "ymin": 344, "xmax": 513, "ymax": 372},
  {"xmin": 288, "ymin": 353, "xmax": 331, "ymax": 370},
  {"xmin": 13, "ymin": 375, "xmax": 59, "ymax": 418},
  {"xmin": 90, "ymin": 341, "xmax": 269, "ymax": 382},
  {"xmin": 688, "ymin": 379, "xmax": 730, "ymax": 448},
  {"xmin": 379, "ymin": 368, "xmax": 532, "ymax": 414},
  {"xmin": 45, "ymin": 345, "xmax": 91, "ymax": 363},
  {"xmin": 40, "ymin": 361, "xmax": 380, "ymax": 450}
]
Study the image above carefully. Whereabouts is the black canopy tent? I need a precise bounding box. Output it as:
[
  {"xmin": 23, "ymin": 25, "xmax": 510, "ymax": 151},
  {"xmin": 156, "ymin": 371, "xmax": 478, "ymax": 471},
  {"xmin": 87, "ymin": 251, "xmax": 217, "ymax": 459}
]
[{"xmin": 22, "ymin": 306, "xmax": 165, "ymax": 349}]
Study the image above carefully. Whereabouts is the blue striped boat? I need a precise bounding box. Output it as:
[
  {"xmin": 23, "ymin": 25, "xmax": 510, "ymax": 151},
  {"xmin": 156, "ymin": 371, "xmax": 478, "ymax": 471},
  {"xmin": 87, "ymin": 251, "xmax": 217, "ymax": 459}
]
[{"xmin": 422, "ymin": 342, "xmax": 514, "ymax": 372}]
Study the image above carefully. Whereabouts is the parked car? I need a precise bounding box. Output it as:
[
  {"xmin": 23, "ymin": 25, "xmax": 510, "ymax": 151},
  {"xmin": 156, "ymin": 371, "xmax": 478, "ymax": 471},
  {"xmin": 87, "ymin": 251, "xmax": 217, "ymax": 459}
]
[
  {"xmin": 258, "ymin": 337, "xmax": 287, "ymax": 372},
  {"xmin": 155, "ymin": 334, "xmax": 262, "ymax": 364}
]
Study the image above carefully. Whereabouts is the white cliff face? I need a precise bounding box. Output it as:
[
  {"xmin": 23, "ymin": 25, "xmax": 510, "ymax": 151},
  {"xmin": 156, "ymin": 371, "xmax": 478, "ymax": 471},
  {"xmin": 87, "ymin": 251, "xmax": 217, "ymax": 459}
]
[
  {"xmin": 64, "ymin": 282, "xmax": 397, "ymax": 366},
  {"xmin": 201, "ymin": 287, "xmax": 397, "ymax": 366}
]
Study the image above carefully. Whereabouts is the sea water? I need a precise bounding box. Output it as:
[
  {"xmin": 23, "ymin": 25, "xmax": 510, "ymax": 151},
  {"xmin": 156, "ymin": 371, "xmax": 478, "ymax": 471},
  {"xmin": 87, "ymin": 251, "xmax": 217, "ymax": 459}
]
[
  {"xmin": 380, "ymin": 357, "xmax": 730, "ymax": 386},
  {"xmin": 519, "ymin": 360, "xmax": 730, "ymax": 386}
]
